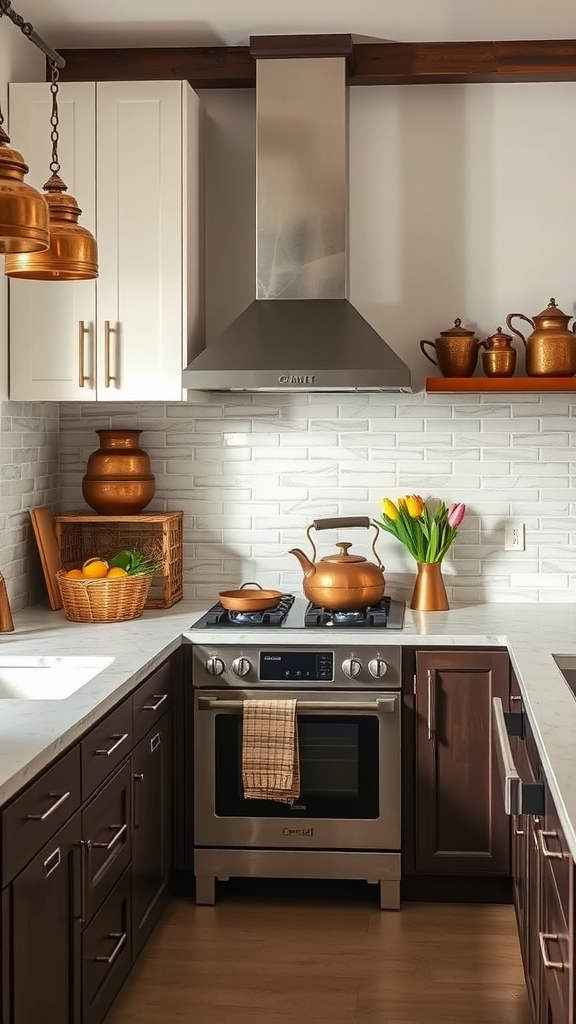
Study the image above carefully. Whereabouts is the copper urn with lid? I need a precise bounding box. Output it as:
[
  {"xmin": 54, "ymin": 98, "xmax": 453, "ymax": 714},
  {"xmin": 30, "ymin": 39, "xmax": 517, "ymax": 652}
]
[
  {"xmin": 420, "ymin": 318, "xmax": 481, "ymax": 377},
  {"xmin": 481, "ymin": 328, "xmax": 516, "ymax": 377},
  {"xmin": 82, "ymin": 429, "xmax": 156, "ymax": 515},
  {"xmin": 506, "ymin": 297, "xmax": 576, "ymax": 377}
]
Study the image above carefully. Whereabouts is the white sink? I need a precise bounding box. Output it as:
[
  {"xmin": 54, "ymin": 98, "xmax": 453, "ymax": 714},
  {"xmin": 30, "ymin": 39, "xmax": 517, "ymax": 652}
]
[{"xmin": 0, "ymin": 656, "xmax": 115, "ymax": 699}]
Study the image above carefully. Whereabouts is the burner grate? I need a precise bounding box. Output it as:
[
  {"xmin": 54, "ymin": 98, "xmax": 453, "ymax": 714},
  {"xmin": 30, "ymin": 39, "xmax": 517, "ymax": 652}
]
[
  {"xmin": 305, "ymin": 596, "xmax": 392, "ymax": 628},
  {"xmin": 194, "ymin": 594, "xmax": 295, "ymax": 628}
]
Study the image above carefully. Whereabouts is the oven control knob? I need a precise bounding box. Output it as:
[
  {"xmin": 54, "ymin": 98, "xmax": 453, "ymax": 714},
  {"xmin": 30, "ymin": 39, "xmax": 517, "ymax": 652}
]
[
  {"xmin": 206, "ymin": 656, "xmax": 225, "ymax": 676},
  {"xmin": 342, "ymin": 657, "xmax": 362, "ymax": 679},
  {"xmin": 368, "ymin": 657, "xmax": 388, "ymax": 679},
  {"xmin": 232, "ymin": 657, "xmax": 251, "ymax": 678}
]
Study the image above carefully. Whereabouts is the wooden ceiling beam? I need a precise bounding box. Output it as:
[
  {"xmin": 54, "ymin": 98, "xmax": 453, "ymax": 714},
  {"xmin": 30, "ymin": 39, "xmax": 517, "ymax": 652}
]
[{"xmin": 56, "ymin": 38, "xmax": 576, "ymax": 88}]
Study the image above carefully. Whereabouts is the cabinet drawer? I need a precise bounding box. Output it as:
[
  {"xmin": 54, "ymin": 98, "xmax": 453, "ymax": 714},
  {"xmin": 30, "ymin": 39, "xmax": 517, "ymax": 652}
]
[
  {"xmin": 540, "ymin": 853, "xmax": 572, "ymax": 1024},
  {"xmin": 82, "ymin": 761, "xmax": 132, "ymax": 924},
  {"xmin": 82, "ymin": 699, "xmax": 132, "ymax": 800},
  {"xmin": 132, "ymin": 659, "xmax": 172, "ymax": 745},
  {"xmin": 2, "ymin": 745, "xmax": 81, "ymax": 885},
  {"xmin": 541, "ymin": 780, "xmax": 573, "ymax": 921},
  {"xmin": 82, "ymin": 867, "xmax": 131, "ymax": 1024}
]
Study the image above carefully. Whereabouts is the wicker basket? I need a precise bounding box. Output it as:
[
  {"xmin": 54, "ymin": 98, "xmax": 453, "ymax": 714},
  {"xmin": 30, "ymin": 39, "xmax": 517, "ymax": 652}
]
[{"xmin": 57, "ymin": 569, "xmax": 153, "ymax": 623}]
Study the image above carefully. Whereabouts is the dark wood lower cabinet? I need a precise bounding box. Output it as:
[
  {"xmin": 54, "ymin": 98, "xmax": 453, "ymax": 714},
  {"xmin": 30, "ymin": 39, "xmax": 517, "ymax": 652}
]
[
  {"xmin": 132, "ymin": 713, "xmax": 172, "ymax": 959},
  {"xmin": 82, "ymin": 867, "xmax": 132, "ymax": 1024},
  {"xmin": 414, "ymin": 649, "xmax": 511, "ymax": 875},
  {"xmin": 1, "ymin": 812, "xmax": 82, "ymax": 1024}
]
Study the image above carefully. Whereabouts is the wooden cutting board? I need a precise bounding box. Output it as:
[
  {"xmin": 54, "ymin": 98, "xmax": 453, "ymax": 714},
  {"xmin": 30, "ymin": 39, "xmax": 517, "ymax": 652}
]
[{"xmin": 30, "ymin": 507, "xmax": 63, "ymax": 610}]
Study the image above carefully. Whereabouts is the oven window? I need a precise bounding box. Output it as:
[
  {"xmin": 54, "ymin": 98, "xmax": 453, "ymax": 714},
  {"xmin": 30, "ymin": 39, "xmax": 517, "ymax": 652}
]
[{"xmin": 215, "ymin": 714, "xmax": 380, "ymax": 818}]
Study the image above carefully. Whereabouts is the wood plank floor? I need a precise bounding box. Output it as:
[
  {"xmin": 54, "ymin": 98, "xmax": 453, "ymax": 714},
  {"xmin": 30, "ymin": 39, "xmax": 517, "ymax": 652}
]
[{"xmin": 106, "ymin": 883, "xmax": 533, "ymax": 1024}]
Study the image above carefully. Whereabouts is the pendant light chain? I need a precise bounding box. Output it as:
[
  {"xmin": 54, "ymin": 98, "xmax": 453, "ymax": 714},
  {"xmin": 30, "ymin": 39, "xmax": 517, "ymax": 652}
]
[{"xmin": 49, "ymin": 62, "xmax": 60, "ymax": 176}]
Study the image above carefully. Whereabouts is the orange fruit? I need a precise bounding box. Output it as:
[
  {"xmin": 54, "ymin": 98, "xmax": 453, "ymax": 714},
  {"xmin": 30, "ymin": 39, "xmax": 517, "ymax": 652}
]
[
  {"xmin": 65, "ymin": 568, "xmax": 84, "ymax": 579},
  {"xmin": 106, "ymin": 567, "xmax": 129, "ymax": 579},
  {"xmin": 82, "ymin": 557, "xmax": 109, "ymax": 579}
]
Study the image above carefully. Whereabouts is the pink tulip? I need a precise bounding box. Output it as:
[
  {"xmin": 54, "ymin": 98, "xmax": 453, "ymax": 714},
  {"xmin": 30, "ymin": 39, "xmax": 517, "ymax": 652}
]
[{"xmin": 447, "ymin": 502, "xmax": 466, "ymax": 528}]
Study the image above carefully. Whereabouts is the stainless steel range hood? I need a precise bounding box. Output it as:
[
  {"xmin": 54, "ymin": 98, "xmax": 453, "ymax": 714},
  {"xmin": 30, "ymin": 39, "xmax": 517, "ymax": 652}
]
[{"xmin": 183, "ymin": 50, "xmax": 411, "ymax": 394}]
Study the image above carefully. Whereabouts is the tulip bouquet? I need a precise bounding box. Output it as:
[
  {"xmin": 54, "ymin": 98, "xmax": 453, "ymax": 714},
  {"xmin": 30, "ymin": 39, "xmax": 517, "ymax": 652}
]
[{"xmin": 374, "ymin": 495, "xmax": 466, "ymax": 564}]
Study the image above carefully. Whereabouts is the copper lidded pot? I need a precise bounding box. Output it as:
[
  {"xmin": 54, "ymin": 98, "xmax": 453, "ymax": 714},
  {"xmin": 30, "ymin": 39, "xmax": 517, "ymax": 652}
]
[
  {"xmin": 289, "ymin": 516, "xmax": 385, "ymax": 611},
  {"xmin": 506, "ymin": 297, "xmax": 576, "ymax": 377},
  {"xmin": 420, "ymin": 319, "xmax": 481, "ymax": 377},
  {"xmin": 481, "ymin": 328, "xmax": 517, "ymax": 378},
  {"xmin": 82, "ymin": 429, "xmax": 156, "ymax": 515}
]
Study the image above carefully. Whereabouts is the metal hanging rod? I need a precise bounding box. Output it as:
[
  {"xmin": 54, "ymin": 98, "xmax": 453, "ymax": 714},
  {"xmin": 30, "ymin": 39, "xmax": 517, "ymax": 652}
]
[{"xmin": 0, "ymin": 0, "xmax": 65, "ymax": 69}]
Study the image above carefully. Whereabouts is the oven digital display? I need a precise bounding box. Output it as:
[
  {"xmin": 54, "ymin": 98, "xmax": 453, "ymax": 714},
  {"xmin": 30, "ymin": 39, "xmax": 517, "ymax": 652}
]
[{"xmin": 259, "ymin": 651, "xmax": 334, "ymax": 682}]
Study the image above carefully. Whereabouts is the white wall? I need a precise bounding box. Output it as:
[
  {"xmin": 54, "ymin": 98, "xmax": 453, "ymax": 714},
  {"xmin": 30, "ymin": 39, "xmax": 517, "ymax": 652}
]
[{"xmin": 59, "ymin": 82, "xmax": 576, "ymax": 606}]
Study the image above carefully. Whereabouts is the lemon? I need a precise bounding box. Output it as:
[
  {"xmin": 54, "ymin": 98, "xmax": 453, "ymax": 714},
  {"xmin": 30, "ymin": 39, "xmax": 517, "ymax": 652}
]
[
  {"xmin": 82, "ymin": 557, "xmax": 109, "ymax": 579},
  {"xmin": 106, "ymin": 567, "xmax": 129, "ymax": 579}
]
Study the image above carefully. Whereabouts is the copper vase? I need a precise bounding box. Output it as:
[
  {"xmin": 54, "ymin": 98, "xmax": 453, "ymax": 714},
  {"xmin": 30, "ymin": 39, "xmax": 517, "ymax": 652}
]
[
  {"xmin": 82, "ymin": 429, "xmax": 155, "ymax": 515},
  {"xmin": 410, "ymin": 562, "xmax": 449, "ymax": 611}
]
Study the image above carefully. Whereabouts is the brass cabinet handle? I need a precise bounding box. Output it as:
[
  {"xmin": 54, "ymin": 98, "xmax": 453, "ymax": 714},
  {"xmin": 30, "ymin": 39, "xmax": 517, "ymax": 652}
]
[
  {"xmin": 142, "ymin": 693, "xmax": 168, "ymax": 712},
  {"xmin": 78, "ymin": 320, "xmax": 91, "ymax": 387},
  {"xmin": 539, "ymin": 932, "xmax": 565, "ymax": 971},
  {"xmin": 92, "ymin": 823, "xmax": 128, "ymax": 852},
  {"xmin": 104, "ymin": 321, "xmax": 118, "ymax": 387},
  {"xmin": 27, "ymin": 791, "xmax": 70, "ymax": 821},
  {"xmin": 95, "ymin": 732, "xmax": 129, "ymax": 757},
  {"xmin": 538, "ymin": 829, "xmax": 563, "ymax": 860},
  {"xmin": 95, "ymin": 931, "xmax": 127, "ymax": 965}
]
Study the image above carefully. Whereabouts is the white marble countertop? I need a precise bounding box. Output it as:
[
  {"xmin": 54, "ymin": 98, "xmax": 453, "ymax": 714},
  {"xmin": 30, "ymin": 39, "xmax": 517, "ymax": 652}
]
[{"xmin": 1, "ymin": 600, "xmax": 575, "ymax": 862}]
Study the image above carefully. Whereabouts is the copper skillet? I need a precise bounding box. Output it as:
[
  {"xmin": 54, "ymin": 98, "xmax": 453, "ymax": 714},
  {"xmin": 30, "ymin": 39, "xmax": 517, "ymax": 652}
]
[{"xmin": 218, "ymin": 582, "xmax": 285, "ymax": 613}]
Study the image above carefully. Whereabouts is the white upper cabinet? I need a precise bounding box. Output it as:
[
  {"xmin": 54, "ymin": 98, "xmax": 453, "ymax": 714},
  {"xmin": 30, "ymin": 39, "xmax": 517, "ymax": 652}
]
[{"xmin": 8, "ymin": 80, "xmax": 202, "ymax": 402}]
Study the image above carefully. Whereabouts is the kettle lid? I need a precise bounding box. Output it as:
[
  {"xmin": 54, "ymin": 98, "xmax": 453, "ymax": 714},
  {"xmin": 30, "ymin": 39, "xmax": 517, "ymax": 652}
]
[
  {"xmin": 321, "ymin": 542, "xmax": 366, "ymax": 564},
  {"xmin": 439, "ymin": 317, "xmax": 476, "ymax": 338},
  {"xmin": 535, "ymin": 297, "xmax": 570, "ymax": 321}
]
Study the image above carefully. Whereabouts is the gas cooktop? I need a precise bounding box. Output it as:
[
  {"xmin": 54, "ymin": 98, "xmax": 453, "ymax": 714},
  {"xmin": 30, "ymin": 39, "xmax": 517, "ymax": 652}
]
[{"xmin": 190, "ymin": 595, "xmax": 405, "ymax": 631}]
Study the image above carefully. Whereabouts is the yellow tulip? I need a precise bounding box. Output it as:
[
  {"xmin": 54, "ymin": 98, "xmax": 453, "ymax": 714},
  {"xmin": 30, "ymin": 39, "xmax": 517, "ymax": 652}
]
[
  {"xmin": 398, "ymin": 497, "xmax": 407, "ymax": 512},
  {"xmin": 382, "ymin": 498, "xmax": 399, "ymax": 521},
  {"xmin": 406, "ymin": 494, "xmax": 424, "ymax": 518}
]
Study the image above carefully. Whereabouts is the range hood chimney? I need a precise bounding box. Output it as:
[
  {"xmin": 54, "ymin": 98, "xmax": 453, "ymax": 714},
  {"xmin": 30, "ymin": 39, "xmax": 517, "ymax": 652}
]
[{"xmin": 183, "ymin": 35, "xmax": 412, "ymax": 394}]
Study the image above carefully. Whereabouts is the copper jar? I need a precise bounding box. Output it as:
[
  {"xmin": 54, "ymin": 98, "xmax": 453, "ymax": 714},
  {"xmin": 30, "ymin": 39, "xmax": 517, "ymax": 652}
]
[
  {"xmin": 481, "ymin": 328, "xmax": 517, "ymax": 377},
  {"xmin": 82, "ymin": 429, "xmax": 155, "ymax": 515},
  {"xmin": 420, "ymin": 319, "xmax": 481, "ymax": 377}
]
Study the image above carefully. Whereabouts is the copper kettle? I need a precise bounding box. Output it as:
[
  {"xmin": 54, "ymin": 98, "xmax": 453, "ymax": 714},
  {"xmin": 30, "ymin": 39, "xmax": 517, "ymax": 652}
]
[
  {"xmin": 289, "ymin": 516, "xmax": 385, "ymax": 611},
  {"xmin": 420, "ymin": 319, "xmax": 481, "ymax": 377},
  {"xmin": 506, "ymin": 297, "xmax": 576, "ymax": 377}
]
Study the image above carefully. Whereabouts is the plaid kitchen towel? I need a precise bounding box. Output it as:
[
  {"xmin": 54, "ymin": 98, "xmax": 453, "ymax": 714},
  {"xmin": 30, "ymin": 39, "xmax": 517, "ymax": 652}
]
[{"xmin": 242, "ymin": 699, "xmax": 301, "ymax": 803}]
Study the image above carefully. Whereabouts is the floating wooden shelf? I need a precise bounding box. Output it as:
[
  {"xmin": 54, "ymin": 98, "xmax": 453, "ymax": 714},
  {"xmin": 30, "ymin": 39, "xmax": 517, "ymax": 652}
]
[{"xmin": 426, "ymin": 377, "xmax": 576, "ymax": 393}]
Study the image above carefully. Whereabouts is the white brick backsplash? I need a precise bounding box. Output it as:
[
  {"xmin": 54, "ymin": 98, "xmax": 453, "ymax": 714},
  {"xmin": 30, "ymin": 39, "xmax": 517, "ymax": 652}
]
[{"xmin": 56, "ymin": 393, "xmax": 576, "ymax": 603}]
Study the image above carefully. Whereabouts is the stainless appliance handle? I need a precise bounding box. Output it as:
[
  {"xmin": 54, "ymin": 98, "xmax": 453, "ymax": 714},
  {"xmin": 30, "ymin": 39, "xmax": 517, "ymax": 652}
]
[
  {"xmin": 197, "ymin": 697, "xmax": 397, "ymax": 713},
  {"xmin": 491, "ymin": 697, "xmax": 544, "ymax": 815}
]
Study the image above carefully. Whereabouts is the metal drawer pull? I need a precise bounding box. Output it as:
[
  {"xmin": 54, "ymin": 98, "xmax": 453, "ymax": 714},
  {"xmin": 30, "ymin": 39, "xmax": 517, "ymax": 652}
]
[
  {"xmin": 198, "ymin": 697, "xmax": 397, "ymax": 713},
  {"xmin": 427, "ymin": 668, "xmax": 433, "ymax": 740},
  {"xmin": 150, "ymin": 732, "xmax": 162, "ymax": 752},
  {"xmin": 510, "ymin": 695, "xmax": 523, "ymax": 704},
  {"xmin": 142, "ymin": 693, "xmax": 168, "ymax": 712},
  {"xmin": 93, "ymin": 823, "xmax": 128, "ymax": 851},
  {"xmin": 95, "ymin": 733, "xmax": 129, "ymax": 757},
  {"xmin": 539, "ymin": 830, "xmax": 563, "ymax": 859},
  {"xmin": 513, "ymin": 816, "xmax": 525, "ymax": 836},
  {"xmin": 95, "ymin": 931, "xmax": 127, "ymax": 965},
  {"xmin": 133, "ymin": 773, "xmax": 144, "ymax": 830},
  {"xmin": 539, "ymin": 932, "xmax": 565, "ymax": 971},
  {"xmin": 27, "ymin": 791, "xmax": 71, "ymax": 821},
  {"xmin": 43, "ymin": 847, "xmax": 61, "ymax": 878}
]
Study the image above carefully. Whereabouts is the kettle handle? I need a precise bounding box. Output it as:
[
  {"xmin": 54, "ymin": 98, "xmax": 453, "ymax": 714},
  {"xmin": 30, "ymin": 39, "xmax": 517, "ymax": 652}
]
[
  {"xmin": 307, "ymin": 517, "xmax": 383, "ymax": 570},
  {"xmin": 420, "ymin": 340, "xmax": 438, "ymax": 366},
  {"xmin": 505, "ymin": 313, "xmax": 534, "ymax": 348}
]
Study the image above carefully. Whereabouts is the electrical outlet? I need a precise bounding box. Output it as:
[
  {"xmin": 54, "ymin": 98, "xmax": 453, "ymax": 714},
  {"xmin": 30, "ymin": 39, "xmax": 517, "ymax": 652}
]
[{"xmin": 504, "ymin": 521, "xmax": 526, "ymax": 551}]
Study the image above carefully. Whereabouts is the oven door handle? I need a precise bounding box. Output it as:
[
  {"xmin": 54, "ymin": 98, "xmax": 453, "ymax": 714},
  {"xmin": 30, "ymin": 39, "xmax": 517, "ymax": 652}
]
[{"xmin": 197, "ymin": 697, "xmax": 397, "ymax": 713}]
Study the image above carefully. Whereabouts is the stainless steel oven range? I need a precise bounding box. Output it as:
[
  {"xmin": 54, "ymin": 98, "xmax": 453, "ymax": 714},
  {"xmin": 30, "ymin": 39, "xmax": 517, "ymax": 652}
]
[{"xmin": 192, "ymin": 641, "xmax": 402, "ymax": 909}]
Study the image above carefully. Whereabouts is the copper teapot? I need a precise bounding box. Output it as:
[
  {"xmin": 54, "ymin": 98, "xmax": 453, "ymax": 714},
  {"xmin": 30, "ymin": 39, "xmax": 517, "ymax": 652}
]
[
  {"xmin": 289, "ymin": 516, "xmax": 385, "ymax": 611},
  {"xmin": 506, "ymin": 297, "xmax": 576, "ymax": 377},
  {"xmin": 420, "ymin": 319, "xmax": 481, "ymax": 377},
  {"xmin": 481, "ymin": 328, "xmax": 516, "ymax": 378}
]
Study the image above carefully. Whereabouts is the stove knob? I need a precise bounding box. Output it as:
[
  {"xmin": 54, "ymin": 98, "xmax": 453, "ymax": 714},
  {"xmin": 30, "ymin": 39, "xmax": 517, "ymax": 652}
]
[
  {"xmin": 232, "ymin": 656, "xmax": 251, "ymax": 678},
  {"xmin": 368, "ymin": 657, "xmax": 388, "ymax": 679},
  {"xmin": 342, "ymin": 657, "xmax": 362, "ymax": 679},
  {"xmin": 206, "ymin": 656, "xmax": 225, "ymax": 677}
]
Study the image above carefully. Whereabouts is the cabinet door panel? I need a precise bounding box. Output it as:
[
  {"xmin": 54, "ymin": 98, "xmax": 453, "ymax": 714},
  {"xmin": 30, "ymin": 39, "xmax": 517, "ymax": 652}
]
[
  {"xmin": 132, "ymin": 713, "xmax": 172, "ymax": 959},
  {"xmin": 82, "ymin": 760, "xmax": 132, "ymax": 923},
  {"xmin": 8, "ymin": 82, "xmax": 97, "ymax": 401},
  {"xmin": 3, "ymin": 812, "xmax": 81, "ymax": 1024},
  {"xmin": 95, "ymin": 81, "xmax": 185, "ymax": 401},
  {"xmin": 82, "ymin": 867, "xmax": 131, "ymax": 1024},
  {"xmin": 415, "ymin": 650, "xmax": 510, "ymax": 875}
]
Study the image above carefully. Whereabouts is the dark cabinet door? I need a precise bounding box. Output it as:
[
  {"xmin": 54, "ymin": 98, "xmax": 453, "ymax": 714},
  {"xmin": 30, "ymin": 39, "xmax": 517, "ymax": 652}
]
[
  {"xmin": 82, "ymin": 759, "xmax": 132, "ymax": 923},
  {"xmin": 2, "ymin": 812, "xmax": 81, "ymax": 1024},
  {"xmin": 414, "ymin": 650, "xmax": 510, "ymax": 875},
  {"xmin": 82, "ymin": 867, "xmax": 132, "ymax": 1024},
  {"xmin": 131, "ymin": 712, "xmax": 172, "ymax": 959}
]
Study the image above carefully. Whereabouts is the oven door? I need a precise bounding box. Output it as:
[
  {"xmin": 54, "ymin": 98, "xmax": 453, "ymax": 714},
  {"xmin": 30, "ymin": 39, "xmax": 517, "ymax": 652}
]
[{"xmin": 194, "ymin": 689, "xmax": 400, "ymax": 851}]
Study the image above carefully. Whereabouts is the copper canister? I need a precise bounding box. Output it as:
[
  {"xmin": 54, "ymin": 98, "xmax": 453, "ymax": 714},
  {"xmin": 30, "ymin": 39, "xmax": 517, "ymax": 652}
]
[
  {"xmin": 82, "ymin": 429, "xmax": 155, "ymax": 515},
  {"xmin": 481, "ymin": 328, "xmax": 516, "ymax": 377}
]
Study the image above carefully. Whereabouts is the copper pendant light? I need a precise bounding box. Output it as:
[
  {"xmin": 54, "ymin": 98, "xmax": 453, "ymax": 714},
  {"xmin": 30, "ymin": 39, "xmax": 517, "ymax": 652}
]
[
  {"xmin": 5, "ymin": 62, "xmax": 98, "ymax": 281},
  {"xmin": 0, "ymin": 117, "xmax": 50, "ymax": 255}
]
